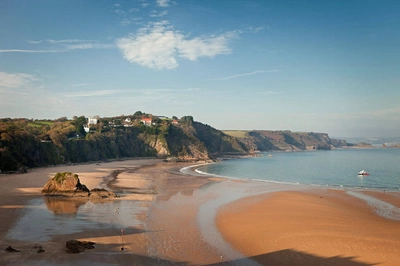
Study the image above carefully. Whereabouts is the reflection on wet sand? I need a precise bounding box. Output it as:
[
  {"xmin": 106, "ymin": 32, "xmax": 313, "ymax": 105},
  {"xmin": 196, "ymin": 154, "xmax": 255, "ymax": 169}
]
[{"xmin": 44, "ymin": 197, "xmax": 88, "ymax": 215}]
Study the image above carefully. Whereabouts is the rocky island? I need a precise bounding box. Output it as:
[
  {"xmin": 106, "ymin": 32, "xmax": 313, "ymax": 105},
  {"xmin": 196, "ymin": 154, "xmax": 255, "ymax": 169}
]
[{"xmin": 41, "ymin": 172, "xmax": 117, "ymax": 201}]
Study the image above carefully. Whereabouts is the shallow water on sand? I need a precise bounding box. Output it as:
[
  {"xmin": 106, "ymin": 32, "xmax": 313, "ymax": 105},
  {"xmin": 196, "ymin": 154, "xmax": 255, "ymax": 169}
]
[
  {"xmin": 199, "ymin": 149, "xmax": 400, "ymax": 190},
  {"xmin": 7, "ymin": 197, "xmax": 146, "ymax": 242}
]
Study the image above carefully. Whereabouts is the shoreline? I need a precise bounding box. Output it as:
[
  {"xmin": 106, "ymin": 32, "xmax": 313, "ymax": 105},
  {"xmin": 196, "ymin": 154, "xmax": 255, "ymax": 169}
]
[{"xmin": 1, "ymin": 158, "xmax": 400, "ymax": 265}]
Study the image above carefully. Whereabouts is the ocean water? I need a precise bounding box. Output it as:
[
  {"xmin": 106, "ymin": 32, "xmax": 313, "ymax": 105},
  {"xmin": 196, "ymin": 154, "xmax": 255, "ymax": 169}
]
[{"xmin": 197, "ymin": 149, "xmax": 400, "ymax": 191}]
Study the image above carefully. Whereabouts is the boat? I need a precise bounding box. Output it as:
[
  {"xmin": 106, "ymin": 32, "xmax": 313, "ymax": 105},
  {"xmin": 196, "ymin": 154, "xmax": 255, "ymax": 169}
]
[{"xmin": 358, "ymin": 170, "xmax": 369, "ymax": 176}]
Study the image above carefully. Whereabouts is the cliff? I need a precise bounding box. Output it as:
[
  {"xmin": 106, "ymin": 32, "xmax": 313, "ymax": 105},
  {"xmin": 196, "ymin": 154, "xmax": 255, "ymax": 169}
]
[
  {"xmin": 225, "ymin": 130, "xmax": 348, "ymax": 152},
  {"xmin": 1, "ymin": 115, "xmax": 350, "ymax": 172},
  {"xmin": 0, "ymin": 116, "xmax": 247, "ymax": 171}
]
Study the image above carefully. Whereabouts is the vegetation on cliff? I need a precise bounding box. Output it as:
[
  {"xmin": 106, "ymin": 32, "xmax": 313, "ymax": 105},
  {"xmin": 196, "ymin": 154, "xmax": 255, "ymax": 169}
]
[
  {"xmin": 1, "ymin": 114, "xmax": 351, "ymax": 172},
  {"xmin": 224, "ymin": 130, "xmax": 349, "ymax": 151}
]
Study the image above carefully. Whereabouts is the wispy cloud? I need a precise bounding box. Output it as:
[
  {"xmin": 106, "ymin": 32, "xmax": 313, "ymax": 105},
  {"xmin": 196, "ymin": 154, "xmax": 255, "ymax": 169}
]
[
  {"xmin": 0, "ymin": 72, "xmax": 39, "ymax": 88},
  {"xmin": 129, "ymin": 8, "xmax": 140, "ymax": 13},
  {"xmin": 27, "ymin": 39, "xmax": 114, "ymax": 50},
  {"xmin": 116, "ymin": 20, "xmax": 237, "ymax": 70},
  {"xmin": 246, "ymin": 26, "xmax": 267, "ymax": 33},
  {"xmin": 0, "ymin": 49, "xmax": 65, "ymax": 53},
  {"xmin": 137, "ymin": 0, "xmax": 149, "ymax": 8},
  {"xmin": 65, "ymin": 43, "xmax": 114, "ymax": 50},
  {"xmin": 27, "ymin": 39, "xmax": 96, "ymax": 44},
  {"xmin": 157, "ymin": 0, "xmax": 171, "ymax": 7},
  {"xmin": 111, "ymin": 3, "xmax": 143, "ymax": 26},
  {"xmin": 205, "ymin": 70, "xmax": 280, "ymax": 81},
  {"xmin": 150, "ymin": 10, "xmax": 168, "ymax": 17},
  {"xmin": 65, "ymin": 90, "xmax": 121, "ymax": 98},
  {"xmin": 70, "ymin": 83, "xmax": 94, "ymax": 87}
]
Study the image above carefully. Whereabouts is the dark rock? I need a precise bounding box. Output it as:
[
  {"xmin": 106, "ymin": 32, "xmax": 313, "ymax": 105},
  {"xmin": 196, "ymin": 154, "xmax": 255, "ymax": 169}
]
[
  {"xmin": 41, "ymin": 172, "xmax": 90, "ymax": 197},
  {"xmin": 35, "ymin": 245, "xmax": 45, "ymax": 253},
  {"xmin": 89, "ymin": 188, "xmax": 118, "ymax": 202},
  {"xmin": 4, "ymin": 246, "xmax": 20, "ymax": 252},
  {"xmin": 66, "ymin": 240, "xmax": 95, "ymax": 253}
]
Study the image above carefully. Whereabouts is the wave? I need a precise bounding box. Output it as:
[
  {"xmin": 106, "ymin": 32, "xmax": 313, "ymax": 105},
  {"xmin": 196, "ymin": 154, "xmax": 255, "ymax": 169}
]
[{"xmin": 347, "ymin": 191, "xmax": 400, "ymax": 221}]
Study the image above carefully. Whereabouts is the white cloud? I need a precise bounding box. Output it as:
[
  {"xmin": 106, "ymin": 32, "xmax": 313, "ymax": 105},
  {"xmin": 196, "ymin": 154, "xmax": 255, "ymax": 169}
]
[
  {"xmin": 157, "ymin": 0, "xmax": 170, "ymax": 7},
  {"xmin": 120, "ymin": 18, "xmax": 132, "ymax": 26},
  {"xmin": 205, "ymin": 70, "xmax": 280, "ymax": 81},
  {"xmin": 110, "ymin": 4, "xmax": 142, "ymax": 27},
  {"xmin": 28, "ymin": 39, "xmax": 95, "ymax": 44},
  {"xmin": 129, "ymin": 8, "xmax": 140, "ymax": 13},
  {"xmin": 247, "ymin": 26, "xmax": 266, "ymax": 33},
  {"xmin": 70, "ymin": 83, "xmax": 94, "ymax": 87},
  {"xmin": 150, "ymin": 10, "xmax": 168, "ymax": 17},
  {"xmin": 65, "ymin": 90, "xmax": 121, "ymax": 97},
  {"xmin": 0, "ymin": 72, "xmax": 38, "ymax": 88},
  {"xmin": 116, "ymin": 21, "xmax": 236, "ymax": 70},
  {"xmin": 27, "ymin": 39, "xmax": 113, "ymax": 50},
  {"xmin": 0, "ymin": 49, "xmax": 64, "ymax": 53},
  {"xmin": 65, "ymin": 43, "xmax": 114, "ymax": 50}
]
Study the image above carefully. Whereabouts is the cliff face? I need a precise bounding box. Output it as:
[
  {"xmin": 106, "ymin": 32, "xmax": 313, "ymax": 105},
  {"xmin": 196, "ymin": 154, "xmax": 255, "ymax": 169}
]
[
  {"xmin": 191, "ymin": 122, "xmax": 249, "ymax": 156},
  {"xmin": 0, "ymin": 116, "xmax": 350, "ymax": 171},
  {"xmin": 235, "ymin": 130, "xmax": 348, "ymax": 151},
  {"xmin": 164, "ymin": 123, "xmax": 210, "ymax": 160}
]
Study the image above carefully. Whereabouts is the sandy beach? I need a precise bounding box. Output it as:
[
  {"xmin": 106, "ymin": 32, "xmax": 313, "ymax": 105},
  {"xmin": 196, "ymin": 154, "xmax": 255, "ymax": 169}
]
[
  {"xmin": 216, "ymin": 189, "xmax": 400, "ymax": 266},
  {"xmin": 1, "ymin": 159, "xmax": 400, "ymax": 265}
]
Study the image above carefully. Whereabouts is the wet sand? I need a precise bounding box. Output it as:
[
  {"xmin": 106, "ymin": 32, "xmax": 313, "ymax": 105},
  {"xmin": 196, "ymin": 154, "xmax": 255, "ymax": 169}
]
[
  {"xmin": 216, "ymin": 189, "xmax": 400, "ymax": 266},
  {"xmin": 1, "ymin": 159, "xmax": 255, "ymax": 265},
  {"xmin": 2, "ymin": 159, "xmax": 400, "ymax": 265}
]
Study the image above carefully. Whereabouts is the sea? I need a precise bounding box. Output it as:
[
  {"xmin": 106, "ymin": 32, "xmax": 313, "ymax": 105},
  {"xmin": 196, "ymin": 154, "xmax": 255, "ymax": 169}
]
[{"xmin": 196, "ymin": 148, "xmax": 400, "ymax": 191}]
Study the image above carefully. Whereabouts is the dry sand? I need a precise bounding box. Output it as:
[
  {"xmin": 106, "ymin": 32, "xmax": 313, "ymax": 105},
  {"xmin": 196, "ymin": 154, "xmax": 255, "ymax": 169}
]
[
  {"xmin": 1, "ymin": 159, "xmax": 400, "ymax": 265},
  {"xmin": 216, "ymin": 189, "xmax": 400, "ymax": 266}
]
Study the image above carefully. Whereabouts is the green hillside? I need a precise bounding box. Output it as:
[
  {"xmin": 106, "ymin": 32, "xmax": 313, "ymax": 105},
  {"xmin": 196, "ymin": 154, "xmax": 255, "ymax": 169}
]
[{"xmin": 1, "ymin": 114, "xmax": 351, "ymax": 172}]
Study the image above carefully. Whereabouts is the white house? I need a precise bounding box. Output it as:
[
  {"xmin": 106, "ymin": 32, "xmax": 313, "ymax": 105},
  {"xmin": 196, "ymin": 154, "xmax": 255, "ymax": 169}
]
[{"xmin": 87, "ymin": 116, "xmax": 99, "ymax": 125}]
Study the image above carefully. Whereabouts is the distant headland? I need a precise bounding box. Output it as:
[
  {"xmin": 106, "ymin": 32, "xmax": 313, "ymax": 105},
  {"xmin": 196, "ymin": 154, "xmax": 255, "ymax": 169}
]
[{"xmin": 0, "ymin": 111, "xmax": 375, "ymax": 172}]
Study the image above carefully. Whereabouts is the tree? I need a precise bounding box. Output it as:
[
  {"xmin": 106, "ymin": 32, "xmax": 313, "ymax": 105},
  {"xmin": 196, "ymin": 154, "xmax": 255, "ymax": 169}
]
[
  {"xmin": 180, "ymin": 116, "xmax": 194, "ymax": 125},
  {"xmin": 73, "ymin": 116, "xmax": 87, "ymax": 137},
  {"xmin": 56, "ymin": 116, "xmax": 68, "ymax": 122}
]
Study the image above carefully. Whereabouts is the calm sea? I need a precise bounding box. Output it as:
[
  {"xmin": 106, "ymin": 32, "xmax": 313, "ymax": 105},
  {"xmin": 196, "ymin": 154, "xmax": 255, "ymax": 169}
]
[{"xmin": 197, "ymin": 149, "xmax": 400, "ymax": 191}]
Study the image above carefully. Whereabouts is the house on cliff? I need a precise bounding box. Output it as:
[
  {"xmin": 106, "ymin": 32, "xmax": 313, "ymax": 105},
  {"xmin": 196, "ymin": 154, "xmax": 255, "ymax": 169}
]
[
  {"xmin": 141, "ymin": 117, "xmax": 153, "ymax": 126},
  {"xmin": 84, "ymin": 116, "xmax": 99, "ymax": 133}
]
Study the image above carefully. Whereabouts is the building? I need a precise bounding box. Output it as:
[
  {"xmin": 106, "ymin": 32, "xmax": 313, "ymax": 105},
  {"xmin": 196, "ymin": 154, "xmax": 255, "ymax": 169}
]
[
  {"xmin": 87, "ymin": 116, "xmax": 99, "ymax": 125},
  {"xmin": 141, "ymin": 117, "xmax": 152, "ymax": 126}
]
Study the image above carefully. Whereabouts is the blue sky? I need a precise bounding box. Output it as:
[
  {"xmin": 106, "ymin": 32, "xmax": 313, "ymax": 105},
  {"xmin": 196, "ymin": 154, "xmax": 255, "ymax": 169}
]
[{"xmin": 0, "ymin": 0, "xmax": 399, "ymax": 137}]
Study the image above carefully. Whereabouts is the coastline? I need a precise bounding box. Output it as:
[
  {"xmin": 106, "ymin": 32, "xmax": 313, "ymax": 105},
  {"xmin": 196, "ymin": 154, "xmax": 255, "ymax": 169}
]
[{"xmin": 1, "ymin": 158, "xmax": 400, "ymax": 265}]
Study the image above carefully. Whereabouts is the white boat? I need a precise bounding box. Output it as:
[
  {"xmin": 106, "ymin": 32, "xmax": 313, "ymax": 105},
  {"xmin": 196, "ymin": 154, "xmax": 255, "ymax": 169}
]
[{"xmin": 358, "ymin": 170, "xmax": 369, "ymax": 176}]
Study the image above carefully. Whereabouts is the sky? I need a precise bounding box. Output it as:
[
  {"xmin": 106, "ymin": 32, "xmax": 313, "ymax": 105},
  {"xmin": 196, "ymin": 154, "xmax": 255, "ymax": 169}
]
[{"xmin": 0, "ymin": 0, "xmax": 399, "ymax": 138}]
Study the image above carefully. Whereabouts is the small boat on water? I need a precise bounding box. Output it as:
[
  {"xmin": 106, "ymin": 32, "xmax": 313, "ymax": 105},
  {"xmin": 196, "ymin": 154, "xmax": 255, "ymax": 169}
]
[{"xmin": 358, "ymin": 170, "xmax": 369, "ymax": 176}]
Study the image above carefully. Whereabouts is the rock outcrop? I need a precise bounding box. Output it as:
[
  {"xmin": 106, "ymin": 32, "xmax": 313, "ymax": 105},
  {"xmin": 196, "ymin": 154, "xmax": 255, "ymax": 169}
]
[
  {"xmin": 89, "ymin": 188, "xmax": 118, "ymax": 202},
  {"xmin": 41, "ymin": 172, "xmax": 90, "ymax": 197},
  {"xmin": 41, "ymin": 172, "xmax": 117, "ymax": 200},
  {"xmin": 66, "ymin": 240, "xmax": 95, "ymax": 253}
]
